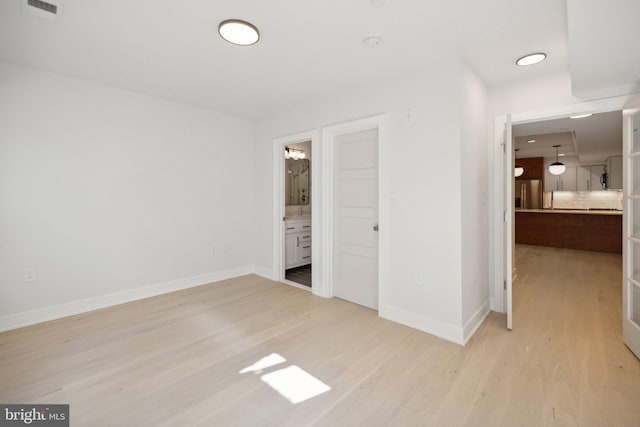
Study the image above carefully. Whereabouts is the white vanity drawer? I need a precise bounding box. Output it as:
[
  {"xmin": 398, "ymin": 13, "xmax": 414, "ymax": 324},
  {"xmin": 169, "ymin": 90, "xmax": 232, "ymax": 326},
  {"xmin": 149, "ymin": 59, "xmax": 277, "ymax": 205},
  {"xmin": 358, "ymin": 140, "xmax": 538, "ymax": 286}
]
[
  {"xmin": 299, "ymin": 245, "xmax": 311, "ymax": 262},
  {"xmin": 284, "ymin": 219, "xmax": 312, "ymax": 268},
  {"xmin": 285, "ymin": 219, "xmax": 311, "ymax": 234}
]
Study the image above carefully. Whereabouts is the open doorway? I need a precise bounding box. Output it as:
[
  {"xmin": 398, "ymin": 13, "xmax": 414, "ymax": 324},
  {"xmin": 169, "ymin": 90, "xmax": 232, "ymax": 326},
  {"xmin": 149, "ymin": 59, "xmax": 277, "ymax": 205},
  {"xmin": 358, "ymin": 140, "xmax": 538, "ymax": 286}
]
[
  {"xmin": 511, "ymin": 111, "xmax": 623, "ymax": 334},
  {"xmin": 513, "ymin": 111, "xmax": 623, "ymax": 253},
  {"xmin": 492, "ymin": 96, "xmax": 630, "ymax": 329},
  {"xmin": 273, "ymin": 130, "xmax": 318, "ymax": 293},
  {"xmin": 284, "ymin": 140, "xmax": 312, "ymax": 287}
]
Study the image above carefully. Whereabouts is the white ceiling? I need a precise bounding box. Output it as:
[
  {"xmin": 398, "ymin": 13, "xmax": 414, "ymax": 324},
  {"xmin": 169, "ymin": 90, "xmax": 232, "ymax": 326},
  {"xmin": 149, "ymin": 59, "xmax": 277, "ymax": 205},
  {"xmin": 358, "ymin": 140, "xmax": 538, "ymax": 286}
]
[
  {"xmin": 513, "ymin": 110, "xmax": 623, "ymax": 164},
  {"xmin": 0, "ymin": 0, "xmax": 638, "ymax": 119}
]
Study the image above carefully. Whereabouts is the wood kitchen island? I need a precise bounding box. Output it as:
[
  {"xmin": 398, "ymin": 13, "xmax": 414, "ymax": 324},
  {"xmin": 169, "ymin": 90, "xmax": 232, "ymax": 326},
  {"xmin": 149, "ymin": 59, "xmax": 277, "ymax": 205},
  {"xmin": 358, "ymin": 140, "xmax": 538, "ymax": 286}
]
[{"xmin": 515, "ymin": 209, "xmax": 622, "ymax": 254}]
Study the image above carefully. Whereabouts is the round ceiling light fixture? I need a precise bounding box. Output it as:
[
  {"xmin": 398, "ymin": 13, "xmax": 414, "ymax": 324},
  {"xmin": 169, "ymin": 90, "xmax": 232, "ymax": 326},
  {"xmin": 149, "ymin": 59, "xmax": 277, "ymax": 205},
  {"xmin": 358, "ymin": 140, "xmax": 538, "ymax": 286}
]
[
  {"xmin": 569, "ymin": 113, "xmax": 593, "ymax": 119},
  {"xmin": 218, "ymin": 19, "xmax": 260, "ymax": 46},
  {"xmin": 516, "ymin": 52, "xmax": 547, "ymax": 66}
]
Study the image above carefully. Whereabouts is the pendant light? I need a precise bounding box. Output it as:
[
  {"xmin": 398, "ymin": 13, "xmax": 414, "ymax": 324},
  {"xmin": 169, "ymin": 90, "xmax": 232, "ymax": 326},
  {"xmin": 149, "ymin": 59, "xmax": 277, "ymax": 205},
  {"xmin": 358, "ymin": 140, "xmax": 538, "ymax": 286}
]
[
  {"xmin": 514, "ymin": 149, "xmax": 524, "ymax": 177},
  {"xmin": 514, "ymin": 165, "xmax": 524, "ymax": 177},
  {"xmin": 549, "ymin": 145, "xmax": 566, "ymax": 175}
]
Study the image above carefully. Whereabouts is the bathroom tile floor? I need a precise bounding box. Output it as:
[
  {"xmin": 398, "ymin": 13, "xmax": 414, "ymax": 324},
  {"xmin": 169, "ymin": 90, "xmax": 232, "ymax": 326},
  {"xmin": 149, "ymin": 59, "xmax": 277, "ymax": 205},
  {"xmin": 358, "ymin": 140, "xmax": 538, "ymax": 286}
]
[{"xmin": 285, "ymin": 264, "xmax": 311, "ymax": 287}]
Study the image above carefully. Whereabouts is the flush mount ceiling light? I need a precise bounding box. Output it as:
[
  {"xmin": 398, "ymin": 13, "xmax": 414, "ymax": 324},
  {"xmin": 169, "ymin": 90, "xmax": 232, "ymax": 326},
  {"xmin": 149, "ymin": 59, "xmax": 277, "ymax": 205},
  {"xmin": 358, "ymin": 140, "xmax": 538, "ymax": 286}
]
[
  {"xmin": 516, "ymin": 52, "xmax": 547, "ymax": 66},
  {"xmin": 218, "ymin": 19, "xmax": 259, "ymax": 46},
  {"xmin": 549, "ymin": 145, "xmax": 566, "ymax": 175},
  {"xmin": 569, "ymin": 113, "xmax": 593, "ymax": 119}
]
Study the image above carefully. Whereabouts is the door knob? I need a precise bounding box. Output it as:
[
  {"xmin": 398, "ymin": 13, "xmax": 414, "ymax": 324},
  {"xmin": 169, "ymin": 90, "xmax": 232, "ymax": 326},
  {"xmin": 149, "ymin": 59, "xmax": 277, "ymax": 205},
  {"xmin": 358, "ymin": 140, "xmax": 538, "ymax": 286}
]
[{"xmin": 373, "ymin": 224, "xmax": 379, "ymax": 232}]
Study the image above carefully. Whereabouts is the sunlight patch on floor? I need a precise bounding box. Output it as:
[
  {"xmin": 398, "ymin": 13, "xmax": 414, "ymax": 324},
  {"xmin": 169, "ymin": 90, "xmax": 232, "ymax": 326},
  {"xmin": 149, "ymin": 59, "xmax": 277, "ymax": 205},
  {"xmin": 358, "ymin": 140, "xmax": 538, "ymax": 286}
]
[
  {"xmin": 238, "ymin": 353, "xmax": 287, "ymax": 374},
  {"xmin": 261, "ymin": 365, "xmax": 331, "ymax": 404},
  {"xmin": 239, "ymin": 353, "xmax": 331, "ymax": 404}
]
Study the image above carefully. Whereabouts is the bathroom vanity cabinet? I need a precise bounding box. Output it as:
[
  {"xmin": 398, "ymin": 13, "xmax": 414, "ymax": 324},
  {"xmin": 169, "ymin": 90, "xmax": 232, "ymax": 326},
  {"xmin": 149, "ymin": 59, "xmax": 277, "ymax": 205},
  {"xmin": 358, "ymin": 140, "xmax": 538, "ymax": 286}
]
[{"xmin": 285, "ymin": 218, "xmax": 312, "ymax": 269}]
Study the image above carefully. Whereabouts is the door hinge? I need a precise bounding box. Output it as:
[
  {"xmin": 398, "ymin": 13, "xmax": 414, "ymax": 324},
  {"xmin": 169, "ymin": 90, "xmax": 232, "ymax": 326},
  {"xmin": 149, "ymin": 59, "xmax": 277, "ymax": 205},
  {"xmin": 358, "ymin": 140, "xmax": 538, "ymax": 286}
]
[
  {"xmin": 504, "ymin": 280, "xmax": 507, "ymax": 290},
  {"xmin": 502, "ymin": 143, "xmax": 506, "ymax": 153},
  {"xmin": 503, "ymin": 211, "xmax": 508, "ymax": 222}
]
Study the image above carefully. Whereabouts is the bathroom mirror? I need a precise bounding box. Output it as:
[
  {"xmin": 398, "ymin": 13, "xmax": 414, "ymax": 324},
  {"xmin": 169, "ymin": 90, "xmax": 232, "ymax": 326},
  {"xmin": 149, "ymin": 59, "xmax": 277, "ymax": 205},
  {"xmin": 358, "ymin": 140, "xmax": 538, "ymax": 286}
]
[{"xmin": 286, "ymin": 159, "xmax": 310, "ymax": 205}]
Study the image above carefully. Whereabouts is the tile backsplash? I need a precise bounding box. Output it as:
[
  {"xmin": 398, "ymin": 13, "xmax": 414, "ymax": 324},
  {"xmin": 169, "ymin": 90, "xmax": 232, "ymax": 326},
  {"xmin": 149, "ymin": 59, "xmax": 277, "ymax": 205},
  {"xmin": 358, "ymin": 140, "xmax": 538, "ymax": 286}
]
[{"xmin": 549, "ymin": 190, "xmax": 623, "ymax": 210}]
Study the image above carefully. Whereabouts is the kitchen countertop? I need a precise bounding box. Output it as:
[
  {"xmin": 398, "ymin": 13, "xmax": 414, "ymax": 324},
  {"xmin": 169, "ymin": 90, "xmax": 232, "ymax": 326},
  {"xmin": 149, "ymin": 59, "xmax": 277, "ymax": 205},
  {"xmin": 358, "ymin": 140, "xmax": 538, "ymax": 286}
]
[{"xmin": 516, "ymin": 209, "xmax": 622, "ymax": 216}]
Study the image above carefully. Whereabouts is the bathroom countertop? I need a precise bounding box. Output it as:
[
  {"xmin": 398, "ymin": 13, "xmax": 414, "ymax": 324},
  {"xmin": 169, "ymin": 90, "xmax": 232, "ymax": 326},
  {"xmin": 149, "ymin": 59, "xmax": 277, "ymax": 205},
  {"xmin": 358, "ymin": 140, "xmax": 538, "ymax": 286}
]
[
  {"xmin": 284, "ymin": 216, "xmax": 312, "ymax": 221},
  {"xmin": 515, "ymin": 209, "xmax": 622, "ymax": 216}
]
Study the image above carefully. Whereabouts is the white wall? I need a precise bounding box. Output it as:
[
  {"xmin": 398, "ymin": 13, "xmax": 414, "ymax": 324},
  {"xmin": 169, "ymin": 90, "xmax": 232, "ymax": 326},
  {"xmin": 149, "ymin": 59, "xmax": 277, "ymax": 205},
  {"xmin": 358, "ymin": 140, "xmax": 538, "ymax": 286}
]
[
  {"xmin": 0, "ymin": 62, "xmax": 255, "ymax": 327},
  {"xmin": 488, "ymin": 71, "xmax": 581, "ymax": 119},
  {"xmin": 254, "ymin": 58, "xmax": 489, "ymax": 343},
  {"xmin": 460, "ymin": 63, "xmax": 489, "ymax": 331}
]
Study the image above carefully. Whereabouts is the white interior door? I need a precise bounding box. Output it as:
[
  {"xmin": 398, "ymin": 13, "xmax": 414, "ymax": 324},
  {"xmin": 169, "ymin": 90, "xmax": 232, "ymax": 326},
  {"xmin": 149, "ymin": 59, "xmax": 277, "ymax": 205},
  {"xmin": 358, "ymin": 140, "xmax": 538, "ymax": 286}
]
[
  {"xmin": 504, "ymin": 115, "xmax": 513, "ymax": 330},
  {"xmin": 623, "ymin": 102, "xmax": 640, "ymax": 359},
  {"xmin": 333, "ymin": 128, "xmax": 379, "ymax": 310}
]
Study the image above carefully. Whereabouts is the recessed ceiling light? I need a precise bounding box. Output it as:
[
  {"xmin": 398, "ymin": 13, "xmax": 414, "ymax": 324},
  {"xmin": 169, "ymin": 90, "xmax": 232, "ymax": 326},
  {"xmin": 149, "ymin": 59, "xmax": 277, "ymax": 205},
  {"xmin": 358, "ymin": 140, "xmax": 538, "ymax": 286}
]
[
  {"xmin": 218, "ymin": 19, "xmax": 259, "ymax": 46},
  {"xmin": 558, "ymin": 153, "xmax": 566, "ymax": 157},
  {"xmin": 527, "ymin": 139, "xmax": 536, "ymax": 143},
  {"xmin": 569, "ymin": 113, "xmax": 593, "ymax": 119},
  {"xmin": 516, "ymin": 52, "xmax": 547, "ymax": 66}
]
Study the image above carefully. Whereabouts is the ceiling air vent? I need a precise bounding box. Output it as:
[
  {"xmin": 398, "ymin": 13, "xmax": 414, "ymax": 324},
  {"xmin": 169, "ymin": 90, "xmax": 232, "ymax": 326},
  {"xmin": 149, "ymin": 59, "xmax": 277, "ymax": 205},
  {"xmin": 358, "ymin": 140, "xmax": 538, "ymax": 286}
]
[
  {"xmin": 27, "ymin": 0, "xmax": 57, "ymax": 14},
  {"xmin": 23, "ymin": 0, "xmax": 61, "ymax": 20}
]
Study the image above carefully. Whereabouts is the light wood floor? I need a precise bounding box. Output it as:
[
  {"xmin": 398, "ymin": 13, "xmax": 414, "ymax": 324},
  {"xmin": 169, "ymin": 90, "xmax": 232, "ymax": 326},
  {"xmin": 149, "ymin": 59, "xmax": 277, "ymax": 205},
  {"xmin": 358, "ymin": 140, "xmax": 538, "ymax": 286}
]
[{"xmin": 1, "ymin": 245, "xmax": 639, "ymax": 426}]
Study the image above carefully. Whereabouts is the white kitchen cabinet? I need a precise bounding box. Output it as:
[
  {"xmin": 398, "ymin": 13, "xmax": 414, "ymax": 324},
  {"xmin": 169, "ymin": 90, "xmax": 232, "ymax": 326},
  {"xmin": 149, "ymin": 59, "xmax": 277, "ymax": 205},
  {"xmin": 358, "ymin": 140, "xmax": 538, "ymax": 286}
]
[
  {"xmin": 590, "ymin": 164, "xmax": 606, "ymax": 190},
  {"xmin": 577, "ymin": 165, "xmax": 606, "ymax": 191},
  {"xmin": 606, "ymin": 156, "xmax": 623, "ymax": 189},
  {"xmin": 577, "ymin": 167, "xmax": 590, "ymax": 191},
  {"xmin": 545, "ymin": 166, "xmax": 577, "ymax": 191},
  {"xmin": 285, "ymin": 219, "xmax": 312, "ymax": 269}
]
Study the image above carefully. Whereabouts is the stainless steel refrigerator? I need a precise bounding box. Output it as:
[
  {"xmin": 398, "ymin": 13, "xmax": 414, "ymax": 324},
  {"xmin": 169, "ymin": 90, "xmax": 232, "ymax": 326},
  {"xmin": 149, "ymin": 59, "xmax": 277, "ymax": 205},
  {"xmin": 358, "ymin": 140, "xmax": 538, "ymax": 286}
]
[{"xmin": 514, "ymin": 179, "xmax": 542, "ymax": 209}]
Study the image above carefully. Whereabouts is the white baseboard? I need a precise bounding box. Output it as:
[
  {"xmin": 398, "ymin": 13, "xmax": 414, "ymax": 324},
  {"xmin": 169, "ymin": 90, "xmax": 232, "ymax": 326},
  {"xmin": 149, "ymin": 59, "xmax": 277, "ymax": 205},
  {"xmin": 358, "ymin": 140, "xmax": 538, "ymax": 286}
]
[
  {"xmin": 252, "ymin": 265, "xmax": 275, "ymax": 281},
  {"xmin": 0, "ymin": 265, "xmax": 254, "ymax": 333},
  {"xmin": 462, "ymin": 300, "xmax": 491, "ymax": 345},
  {"xmin": 382, "ymin": 304, "xmax": 464, "ymax": 345}
]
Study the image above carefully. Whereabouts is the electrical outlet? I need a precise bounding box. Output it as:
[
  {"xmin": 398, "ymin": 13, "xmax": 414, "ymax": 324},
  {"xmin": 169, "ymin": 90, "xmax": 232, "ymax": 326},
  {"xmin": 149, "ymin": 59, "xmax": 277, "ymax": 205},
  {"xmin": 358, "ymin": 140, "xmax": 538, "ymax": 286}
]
[
  {"xmin": 414, "ymin": 272, "xmax": 423, "ymax": 285},
  {"xmin": 24, "ymin": 268, "xmax": 36, "ymax": 282}
]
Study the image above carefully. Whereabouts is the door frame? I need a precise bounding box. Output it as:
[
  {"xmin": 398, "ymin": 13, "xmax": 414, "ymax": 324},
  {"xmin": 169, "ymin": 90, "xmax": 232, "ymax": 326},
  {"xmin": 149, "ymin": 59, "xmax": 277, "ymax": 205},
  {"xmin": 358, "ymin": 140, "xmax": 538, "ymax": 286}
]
[
  {"xmin": 320, "ymin": 115, "xmax": 388, "ymax": 315},
  {"xmin": 622, "ymin": 97, "xmax": 640, "ymax": 358},
  {"xmin": 273, "ymin": 129, "xmax": 319, "ymax": 293},
  {"xmin": 491, "ymin": 95, "xmax": 631, "ymax": 315}
]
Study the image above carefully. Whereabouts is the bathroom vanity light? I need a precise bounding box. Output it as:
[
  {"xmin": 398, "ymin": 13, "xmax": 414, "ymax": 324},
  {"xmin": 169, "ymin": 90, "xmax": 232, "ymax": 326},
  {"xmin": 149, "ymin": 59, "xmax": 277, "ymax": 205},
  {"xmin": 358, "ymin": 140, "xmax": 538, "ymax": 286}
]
[
  {"xmin": 218, "ymin": 19, "xmax": 260, "ymax": 45},
  {"xmin": 549, "ymin": 145, "xmax": 566, "ymax": 175},
  {"xmin": 284, "ymin": 147, "xmax": 305, "ymax": 160}
]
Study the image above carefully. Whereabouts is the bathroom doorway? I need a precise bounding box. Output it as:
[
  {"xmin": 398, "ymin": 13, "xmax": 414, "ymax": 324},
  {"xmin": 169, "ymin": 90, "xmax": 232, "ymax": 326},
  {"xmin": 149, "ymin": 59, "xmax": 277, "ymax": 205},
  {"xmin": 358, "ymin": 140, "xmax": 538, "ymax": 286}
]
[
  {"xmin": 273, "ymin": 129, "xmax": 318, "ymax": 294},
  {"xmin": 283, "ymin": 140, "xmax": 312, "ymax": 288}
]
